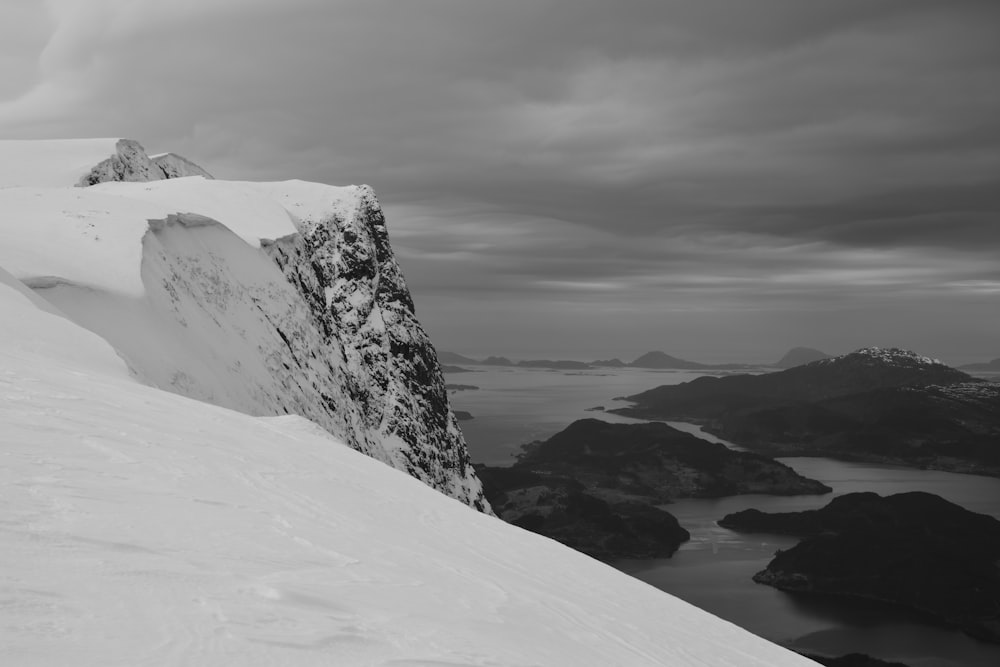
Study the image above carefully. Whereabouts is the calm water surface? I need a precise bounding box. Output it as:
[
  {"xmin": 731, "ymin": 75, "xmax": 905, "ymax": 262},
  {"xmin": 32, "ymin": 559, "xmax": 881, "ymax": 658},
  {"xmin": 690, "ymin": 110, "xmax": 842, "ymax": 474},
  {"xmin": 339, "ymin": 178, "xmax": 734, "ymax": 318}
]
[
  {"xmin": 448, "ymin": 365, "xmax": 732, "ymax": 464},
  {"xmin": 448, "ymin": 365, "xmax": 1000, "ymax": 667}
]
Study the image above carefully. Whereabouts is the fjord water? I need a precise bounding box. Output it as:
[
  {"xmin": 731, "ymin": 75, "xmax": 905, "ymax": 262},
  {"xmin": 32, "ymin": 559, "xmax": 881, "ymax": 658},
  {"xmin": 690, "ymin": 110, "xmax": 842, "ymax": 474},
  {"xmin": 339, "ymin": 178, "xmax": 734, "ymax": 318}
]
[
  {"xmin": 449, "ymin": 365, "xmax": 718, "ymax": 464},
  {"xmin": 447, "ymin": 365, "xmax": 1000, "ymax": 667}
]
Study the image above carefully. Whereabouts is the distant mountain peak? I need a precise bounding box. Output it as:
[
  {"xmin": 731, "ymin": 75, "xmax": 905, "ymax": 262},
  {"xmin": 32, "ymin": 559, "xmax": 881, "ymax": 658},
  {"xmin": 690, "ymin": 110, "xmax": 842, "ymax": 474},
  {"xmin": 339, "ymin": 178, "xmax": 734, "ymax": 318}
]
[
  {"xmin": 774, "ymin": 347, "xmax": 831, "ymax": 369},
  {"xmin": 958, "ymin": 357, "xmax": 1000, "ymax": 372},
  {"xmin": 629, "ymin": 350, "xmax": 707, "ymax": 369},
  {"xmin": 436, "ymin": 350, "xmax": 478, "ymax": 365}
]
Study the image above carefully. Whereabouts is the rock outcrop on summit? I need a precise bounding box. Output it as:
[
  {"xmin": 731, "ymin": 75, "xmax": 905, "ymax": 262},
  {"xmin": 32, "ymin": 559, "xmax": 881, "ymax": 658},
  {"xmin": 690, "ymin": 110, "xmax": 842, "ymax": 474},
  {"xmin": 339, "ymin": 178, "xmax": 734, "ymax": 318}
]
[
  {"xmin": 77, "ymin": 139, "xmax": 214, "ymax": 186},
  {"xmin": 612, "ymin": 347, "xmax": 1000, "ymax": 476}
]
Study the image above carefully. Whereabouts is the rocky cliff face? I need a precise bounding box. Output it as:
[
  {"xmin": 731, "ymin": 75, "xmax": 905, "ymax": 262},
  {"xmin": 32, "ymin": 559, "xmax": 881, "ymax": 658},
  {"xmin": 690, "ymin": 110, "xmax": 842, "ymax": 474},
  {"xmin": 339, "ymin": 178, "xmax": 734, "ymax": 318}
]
[
  {"xmin": 261, "ymin": 188, "xmax": 488, "ymax": 508},
  {"xmin": 52, "ymin": 140, "xmax": 489, "ymax": 511}
]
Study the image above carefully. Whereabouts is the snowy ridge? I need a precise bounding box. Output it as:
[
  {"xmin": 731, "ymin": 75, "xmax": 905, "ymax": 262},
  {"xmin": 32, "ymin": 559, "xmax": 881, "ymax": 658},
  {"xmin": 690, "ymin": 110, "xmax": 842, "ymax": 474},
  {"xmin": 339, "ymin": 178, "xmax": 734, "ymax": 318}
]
[
  {"xmin": 820, "ymin": 346, "xmax": 945, "ymax": 368},
  {"xmin": 0, "ymin": 274, "xmax": 815, "ymax": 666},
  {"xmin": 0, "ymin": 139, "xmax": 486, "ymax": 510}
]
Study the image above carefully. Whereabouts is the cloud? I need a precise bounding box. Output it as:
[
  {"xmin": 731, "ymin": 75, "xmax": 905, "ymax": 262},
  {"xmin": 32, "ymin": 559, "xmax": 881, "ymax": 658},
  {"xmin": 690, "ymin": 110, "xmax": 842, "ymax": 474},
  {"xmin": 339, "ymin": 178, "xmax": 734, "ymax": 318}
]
[{"xmin": 2, "ymin": 0, "xmax": 998, "ymax": 359}]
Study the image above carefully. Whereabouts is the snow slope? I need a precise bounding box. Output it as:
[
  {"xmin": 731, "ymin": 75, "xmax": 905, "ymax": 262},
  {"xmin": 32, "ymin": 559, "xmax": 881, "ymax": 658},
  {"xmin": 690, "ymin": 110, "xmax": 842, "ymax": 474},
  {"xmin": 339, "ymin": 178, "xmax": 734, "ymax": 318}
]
[
  {"xmin": 0, "ymin": 139, "xmax": 486, "ymax": 509},
  {"xmin": 0, "ymin": 275, "xmax": 815, "ymax": 666}
]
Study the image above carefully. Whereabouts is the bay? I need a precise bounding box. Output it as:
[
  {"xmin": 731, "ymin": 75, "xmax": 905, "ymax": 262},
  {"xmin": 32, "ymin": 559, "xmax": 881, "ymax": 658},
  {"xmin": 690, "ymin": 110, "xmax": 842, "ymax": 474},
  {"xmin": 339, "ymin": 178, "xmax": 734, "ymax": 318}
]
[{"xmin": 448, "ymin": 364, "xmax": 1000, "ymax": 667}]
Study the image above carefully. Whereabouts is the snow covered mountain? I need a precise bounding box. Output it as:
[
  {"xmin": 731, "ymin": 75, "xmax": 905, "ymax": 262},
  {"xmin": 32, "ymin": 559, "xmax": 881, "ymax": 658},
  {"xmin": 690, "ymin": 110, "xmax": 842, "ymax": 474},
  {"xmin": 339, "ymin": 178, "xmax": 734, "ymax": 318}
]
[
  {"xmin": 0, "ymin": 139, "xmax": 486, "ymax": 510},
  {"xmin": 0, "ymin": 264, "xmax": 815, "ymax": 665},
  {"xmin": 0, "ymin": 138, "xmax": 817, "ymax": 665},
  {"xmin": 617, "ymin": 345, "xmax": 999, "ymax": 476}
]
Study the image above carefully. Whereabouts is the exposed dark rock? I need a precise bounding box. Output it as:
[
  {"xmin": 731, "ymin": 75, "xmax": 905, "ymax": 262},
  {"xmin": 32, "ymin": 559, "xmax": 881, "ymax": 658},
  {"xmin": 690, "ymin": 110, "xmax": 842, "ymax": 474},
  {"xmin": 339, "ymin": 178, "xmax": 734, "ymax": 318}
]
[
  {"xmin": 612, "ymin": 347, "xmax": 1000, "ymax": 477},
  {"xmin": 454, "ymin": 411, "xmax": 474, "ymax": 421},
  {"xmin": 446, "ymin": 384, "xmax": 479, "ymax": 391},
  {"xmin": 722, "ymin": 492, "xmax": 1000, "ymax": 644},
  {"xmin": 261, "ymin": 187, "xmax": 489, "ymax": 511}
]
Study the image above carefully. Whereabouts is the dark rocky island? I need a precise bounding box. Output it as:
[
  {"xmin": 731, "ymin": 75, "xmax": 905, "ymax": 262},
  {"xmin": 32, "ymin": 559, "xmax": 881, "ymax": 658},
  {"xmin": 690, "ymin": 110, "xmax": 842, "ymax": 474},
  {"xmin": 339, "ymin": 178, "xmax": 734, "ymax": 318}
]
[
  {"xmin": 612, "ymin": 347, "xmax": 1000, "ymax": 477},
  {"xmin": 453, "ymin": 410, "xmax": 474, "ymax": 421},
  {"xmin": 504, "ymin": 419, "xmax": 831, "ymax": 500},
  {"xmin": 476, "ymin": 419, "xmax": 830, "ymax": 560},
  {"xmin": 475, "ymin": 465, "xmax": 690, "ymax": 560},
  {"xmin": 721, "ymin": 491, "xmax": 1000, "ymax": 644},
  {"xmin": 445, "ymin": 383, "xmax": 479, "ymax": 391}
]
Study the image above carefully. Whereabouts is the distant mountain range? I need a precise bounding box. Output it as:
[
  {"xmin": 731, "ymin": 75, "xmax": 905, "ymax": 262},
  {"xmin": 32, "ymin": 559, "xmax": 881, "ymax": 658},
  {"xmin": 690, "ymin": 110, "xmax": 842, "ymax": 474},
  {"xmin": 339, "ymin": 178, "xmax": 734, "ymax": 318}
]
[
  {"xmin": 436, "ymin": 351, "xmax": 480, "ymax": 365},
  {"xmin": 437, "ymin": 346, "xmax": 834, "ymax": 371},
  {"xmin": 625, "ymin": 350, "xmax": 758, "ymax": 370},
  {"xmin": 773, "ymin": 346, "xmax": 832, "ymax": 368},
  {"xmin": 959, "ymin": 357, "xmax": 1000, "ymax": 372},
  {"xmin": 611, "ymin": 347, "xmax": 1000, "ymax": 477}
]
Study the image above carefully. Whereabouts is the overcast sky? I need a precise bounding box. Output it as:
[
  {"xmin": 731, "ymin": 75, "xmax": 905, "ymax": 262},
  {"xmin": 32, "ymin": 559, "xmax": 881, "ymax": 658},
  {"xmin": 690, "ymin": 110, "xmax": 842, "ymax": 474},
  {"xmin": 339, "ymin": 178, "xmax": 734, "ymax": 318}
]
[{"xmin": 3, "ymin": 0, "xmax": 998, "ymax": 363}]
